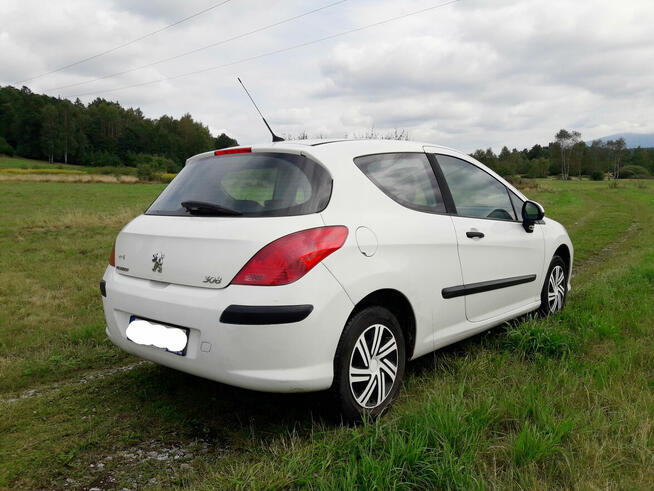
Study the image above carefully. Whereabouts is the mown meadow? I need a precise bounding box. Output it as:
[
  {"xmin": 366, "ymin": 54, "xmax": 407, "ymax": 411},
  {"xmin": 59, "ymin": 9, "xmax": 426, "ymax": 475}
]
[{"xmin": 0, "ymin": 177, "xmax": 652, "ymax": 489}]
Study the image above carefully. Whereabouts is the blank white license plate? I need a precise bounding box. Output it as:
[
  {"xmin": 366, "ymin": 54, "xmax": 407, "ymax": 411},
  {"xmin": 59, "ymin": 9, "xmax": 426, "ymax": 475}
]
[{"xmin": 127, "ymin": 316, "xmax": 189, "ymax": 356}]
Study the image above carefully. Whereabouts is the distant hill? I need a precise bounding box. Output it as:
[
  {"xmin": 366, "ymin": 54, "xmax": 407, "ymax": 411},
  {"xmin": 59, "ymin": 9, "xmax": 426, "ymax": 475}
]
[{"xmin": 592, "ymin": 133, "xmax": 654, "ymax": 148}]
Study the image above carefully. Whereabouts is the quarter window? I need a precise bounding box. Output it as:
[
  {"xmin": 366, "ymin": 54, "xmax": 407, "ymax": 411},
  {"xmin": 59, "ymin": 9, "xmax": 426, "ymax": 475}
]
[
  {"xmin": 436, "ymin": 155, "xmax": 515, "ymax": 221},
  {"xmin": 354, "ymin": 153, "xmax": 446, "ymax": 213}
]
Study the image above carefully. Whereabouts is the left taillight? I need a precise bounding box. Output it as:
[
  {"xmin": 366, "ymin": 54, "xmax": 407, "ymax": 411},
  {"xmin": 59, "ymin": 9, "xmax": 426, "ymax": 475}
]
[
  {"xmin": 109, "ymin": 243, "xmax": 115, "ymax": 266},
  {"xmin": 232, "ymin": 226, "xmax": 348, "ymax": 286}
]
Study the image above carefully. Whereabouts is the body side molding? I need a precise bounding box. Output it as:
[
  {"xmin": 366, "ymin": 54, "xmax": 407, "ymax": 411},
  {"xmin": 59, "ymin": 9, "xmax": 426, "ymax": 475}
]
[{"xmin": 442, "ymin": 274, "xmax": 537, "ymax": 299}]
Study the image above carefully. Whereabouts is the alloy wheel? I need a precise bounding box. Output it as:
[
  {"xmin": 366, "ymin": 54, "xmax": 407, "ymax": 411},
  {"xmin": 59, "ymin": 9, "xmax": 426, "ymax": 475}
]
[
  {"xmin": 348, "ymin": 324, "xmax": 398, "ymax": 409},
  {"xmin": 547, "ymin": 265, "xmax": 566, "ymax": 313}
]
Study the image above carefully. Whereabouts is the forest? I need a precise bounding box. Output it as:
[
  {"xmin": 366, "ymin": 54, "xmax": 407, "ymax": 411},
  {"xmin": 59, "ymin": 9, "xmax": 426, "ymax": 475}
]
[{"xmin": 0, "ymin": 85, "xmax": 237, "ymax": 172}]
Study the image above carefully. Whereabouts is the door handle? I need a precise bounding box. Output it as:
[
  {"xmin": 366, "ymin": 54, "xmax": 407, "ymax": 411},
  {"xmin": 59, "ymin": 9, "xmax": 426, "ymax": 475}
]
[{"xmin": 466, "ymin": 231, "xmax": 485, "ymax": 239}]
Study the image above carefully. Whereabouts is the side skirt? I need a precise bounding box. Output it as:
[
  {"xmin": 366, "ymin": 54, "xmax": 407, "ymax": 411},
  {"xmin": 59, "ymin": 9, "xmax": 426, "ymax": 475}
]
[{"xmin": 432, "ymin": 300, "xmax": 542, "ymax": 351}]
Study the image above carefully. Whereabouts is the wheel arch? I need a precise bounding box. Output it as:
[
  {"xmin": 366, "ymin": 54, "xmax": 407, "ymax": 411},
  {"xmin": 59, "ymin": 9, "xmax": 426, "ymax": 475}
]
[
  {"xmin": 345, "ymin": 289, "xmax": 417, "ymax": 360},
  {"xmin": 554, "ymin": 243, "xmax": 571, "ymax": 274}
]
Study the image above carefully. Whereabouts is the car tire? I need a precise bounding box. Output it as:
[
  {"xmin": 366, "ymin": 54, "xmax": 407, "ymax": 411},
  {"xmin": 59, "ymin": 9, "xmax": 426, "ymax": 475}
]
[
  {"xmin": 332, "ymin": 306, "xmax": 406, "ymax": 422},
  {"xmin": 538, "ymin": 255, "xmax": 568, "ymax": 316}
]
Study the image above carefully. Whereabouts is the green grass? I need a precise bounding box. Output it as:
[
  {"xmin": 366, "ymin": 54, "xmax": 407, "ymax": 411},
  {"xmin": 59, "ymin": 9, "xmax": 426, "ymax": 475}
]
[
  {"xmin": 0, "ymin": 155, "xmax": 140, "ymax": 178},
  {"xmin": 0, "ymin": 155, "xmax": 95, "ymax": 171},
  {"xmin": 0, "ymin": 182, "xmax": 165, "ymax": 392},
  {"xmin": 0, "ymin": 179, "xmax": 652, "ymax": 488}
]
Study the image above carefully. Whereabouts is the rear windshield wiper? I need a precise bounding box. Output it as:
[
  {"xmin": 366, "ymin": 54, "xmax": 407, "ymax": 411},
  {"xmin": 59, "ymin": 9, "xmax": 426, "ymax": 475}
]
[{"xmin": 181, "ymin": 200, "xmax": 242, "ymax": 216}]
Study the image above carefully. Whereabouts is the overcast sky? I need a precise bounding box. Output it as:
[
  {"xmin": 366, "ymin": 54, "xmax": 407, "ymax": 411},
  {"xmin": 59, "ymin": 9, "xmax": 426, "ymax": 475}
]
[{"xmin": 1, "ymin": 0, "xmax": 653, "ymax": 152}]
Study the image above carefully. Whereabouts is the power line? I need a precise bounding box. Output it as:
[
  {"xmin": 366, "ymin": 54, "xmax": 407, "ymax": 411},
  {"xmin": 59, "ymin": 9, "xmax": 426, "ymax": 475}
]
[
  {"xmin": 47, "ymin": 0, "xmax": 347, "ymax": 92},
  {"xmin": 14, "ymin": 0, "xmax": 233, "ymax": 84},
  {"xmin": 71, "ymin": 0, "xmax": 460, "ymax": 99}
]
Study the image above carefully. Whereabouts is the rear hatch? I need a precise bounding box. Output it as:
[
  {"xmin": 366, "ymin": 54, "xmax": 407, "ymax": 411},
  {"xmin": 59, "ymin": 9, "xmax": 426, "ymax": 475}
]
[{"xmin": 114, "ymin": 149, "xmax": 332, "ymax": 289}]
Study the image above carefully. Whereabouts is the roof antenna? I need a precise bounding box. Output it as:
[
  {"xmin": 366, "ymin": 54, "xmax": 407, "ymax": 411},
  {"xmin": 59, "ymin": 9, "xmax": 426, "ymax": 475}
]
[{"xmin": 237, "ymin": 77, "xmax": 284, "ymax": 142}]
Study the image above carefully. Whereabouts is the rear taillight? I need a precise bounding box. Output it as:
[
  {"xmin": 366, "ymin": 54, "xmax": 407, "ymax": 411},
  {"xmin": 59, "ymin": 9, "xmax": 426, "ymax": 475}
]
[
  {"xmin": 214, "ymin": 147, "xmax": 251, "ymax": 156},
  {"xmin": 109, "ymin": 244, "xmax": 115, "ymax": 266},
  {"xmin": 232, "ymin": 226, "xmax": 348, "ymax": 286}
]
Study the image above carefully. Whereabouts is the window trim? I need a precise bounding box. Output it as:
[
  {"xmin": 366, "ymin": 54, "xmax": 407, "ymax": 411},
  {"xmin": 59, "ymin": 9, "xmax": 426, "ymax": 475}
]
[
  {"xmin": 431, "ymin": 153, "xmax": 524, "ymax": 223},
  {"xmin": 353, "ymin": 151, "xmax": 450, "ymax": 216},
  {"xmin": 425, "ymin": 153, "xmax": 457, "ymax": 214},
  {"xmin": 508, "ymin": 189, "xmax": 524, "ymax": 222}
]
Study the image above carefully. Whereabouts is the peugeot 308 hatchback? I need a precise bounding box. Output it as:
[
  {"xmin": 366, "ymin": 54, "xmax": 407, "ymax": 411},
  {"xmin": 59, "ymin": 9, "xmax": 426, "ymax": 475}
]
[{"xmin": 101, "ymin": 139, "xmax": 573, "ymax": 419}]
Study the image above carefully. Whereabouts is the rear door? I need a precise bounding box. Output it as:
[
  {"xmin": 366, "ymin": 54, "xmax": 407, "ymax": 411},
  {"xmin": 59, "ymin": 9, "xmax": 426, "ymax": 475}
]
[{"xmin": 429, "ymin": 152, "xmax": 544, "ymax": 322}]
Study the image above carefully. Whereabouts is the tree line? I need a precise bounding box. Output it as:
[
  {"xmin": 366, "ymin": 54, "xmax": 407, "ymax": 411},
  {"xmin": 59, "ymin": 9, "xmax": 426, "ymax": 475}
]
[
  {"xmin": 0, "ymin": 85, "xmax": 238, "ymax": 172},
  {"xmin": 470, "ymin": 129, "xmax": 654, "ymax": 180},
  {"xmin": 1, "ymin": 86, "xmax": 652, "ymax": 180}
]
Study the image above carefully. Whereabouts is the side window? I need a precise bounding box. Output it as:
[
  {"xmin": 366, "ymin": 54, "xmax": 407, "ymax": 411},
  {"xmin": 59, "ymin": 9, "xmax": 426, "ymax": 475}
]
[
  {"xmin": 509, "ymin": 191, "xmax": 524, "ymax": 220},
  {"xmin": 436, "ymin": 155, "xmax": 516, "ymax": 221},
  {"xmin": 354, "ymin": 153, "xmax": 446, "ymax": 213}
]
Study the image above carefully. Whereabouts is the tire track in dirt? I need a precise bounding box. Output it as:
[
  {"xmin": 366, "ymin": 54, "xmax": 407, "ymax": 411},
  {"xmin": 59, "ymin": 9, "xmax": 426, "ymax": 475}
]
[
  {"xmin": 572, "ymin": 220, "xmax": 640, "ymax": 277},
  {"xmin": 0, "ymin": 360, "xmax": 150, "ymax": 404}
]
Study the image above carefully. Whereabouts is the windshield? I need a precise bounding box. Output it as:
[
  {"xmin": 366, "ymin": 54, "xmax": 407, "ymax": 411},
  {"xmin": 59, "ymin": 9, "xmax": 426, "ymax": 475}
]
[{"xmin": 146, "ymin": 152, "xmax": 332, "ymax": 217}]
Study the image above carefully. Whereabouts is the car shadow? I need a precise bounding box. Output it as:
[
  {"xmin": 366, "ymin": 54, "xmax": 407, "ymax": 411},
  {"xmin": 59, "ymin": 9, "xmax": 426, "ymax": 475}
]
[
  {"xmin": 107, "ymin": 361, "xmax": 338, "ymax": 446},
  {"xmin": 405, "ymin": 314, "xmax": 529, "ymax": 378},
  {"xmin": 104, "ymin": 315, "xmax": 530, "ymax": 446}
]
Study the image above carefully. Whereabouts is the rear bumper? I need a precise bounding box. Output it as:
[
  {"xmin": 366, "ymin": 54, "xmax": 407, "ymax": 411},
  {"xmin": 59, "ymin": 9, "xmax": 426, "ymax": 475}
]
[{"xmin": 101, "ymin": 265, "xmax": 353, "ymax": 392}]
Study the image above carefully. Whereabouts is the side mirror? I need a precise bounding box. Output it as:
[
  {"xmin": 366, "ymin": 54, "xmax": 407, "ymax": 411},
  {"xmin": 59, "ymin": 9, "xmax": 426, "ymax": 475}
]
[{"xmin": 521, "ymin": 200, "xmax": 545, "ymax": 233}]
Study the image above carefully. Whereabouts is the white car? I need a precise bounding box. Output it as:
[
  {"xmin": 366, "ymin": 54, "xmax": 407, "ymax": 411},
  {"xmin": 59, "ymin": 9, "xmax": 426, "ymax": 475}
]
[{"xmin": 101, "ymin": 139, "xmax": 573, "ymax": 419}]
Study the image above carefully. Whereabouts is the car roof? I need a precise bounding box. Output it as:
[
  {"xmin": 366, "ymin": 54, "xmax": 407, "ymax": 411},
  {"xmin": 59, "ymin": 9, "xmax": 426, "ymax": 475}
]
[
  {"xmin": 251, "ymin": 138, "xmax": 460, "ymax": 156},
  {"xmin": 187, "ymin": 139, "xmax": 529, "ymax": 202},
  {"xmin": 189, "ymin": 139, "xmax": 460, "ymax": 162}
]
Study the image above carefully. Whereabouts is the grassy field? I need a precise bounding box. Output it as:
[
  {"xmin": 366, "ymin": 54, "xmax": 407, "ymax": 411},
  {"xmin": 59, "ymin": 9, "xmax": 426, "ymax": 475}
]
[
  {"xmin": 0, "ymin": 155, "xmax": 95, "ymax": 171},
  {"xmin": 0, "ymin": 156, "xmax": 145, "ymax": 183},
  {"xmin": 0, "ymin": 179, "xmax": 652, "ymax": 489}
]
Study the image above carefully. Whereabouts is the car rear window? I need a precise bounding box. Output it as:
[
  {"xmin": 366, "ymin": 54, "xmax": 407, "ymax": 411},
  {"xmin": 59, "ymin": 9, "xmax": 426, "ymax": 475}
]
[{"xmin": 146, "ymin": 152, "xmax": 332, "ymax": 217}]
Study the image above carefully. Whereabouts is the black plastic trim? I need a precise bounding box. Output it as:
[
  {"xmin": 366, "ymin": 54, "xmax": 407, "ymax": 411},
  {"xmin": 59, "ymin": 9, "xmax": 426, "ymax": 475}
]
[
  {"xmin": 220, "ymin": 304, "xmax": 314, "ymax": 325},
  {"xmin": 100, "ymin": 280, "xmax": 106, "ymax": 297},
  {"xmin": 442, "ymin": 274, "xmax": 537, "ymax": 299},
  {"xmin": 425, "ymin": 152, "xmax": 457, "ymax": 214}
]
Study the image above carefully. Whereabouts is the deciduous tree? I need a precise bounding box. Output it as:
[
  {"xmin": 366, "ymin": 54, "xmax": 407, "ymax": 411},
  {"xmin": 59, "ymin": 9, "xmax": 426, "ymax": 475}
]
[{"xmin": 555, "ymin": 128, "xmax": 581, "ymax": 180}]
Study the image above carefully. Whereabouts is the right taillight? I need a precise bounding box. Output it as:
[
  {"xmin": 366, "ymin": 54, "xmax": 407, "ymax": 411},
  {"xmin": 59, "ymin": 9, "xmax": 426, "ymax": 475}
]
[
  {"xmin": 232, "ymin": 226, "xmax": 348, "ymax": 286},
  {"xmin": 109, "ymin": 243, "xmax": 115, "ymax": 266}
]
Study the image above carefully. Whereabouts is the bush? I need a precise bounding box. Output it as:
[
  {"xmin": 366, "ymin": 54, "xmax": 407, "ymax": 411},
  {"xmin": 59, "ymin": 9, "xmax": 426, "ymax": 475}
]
[
  {"xmin": 526, "ymin": 158, "xmax": 549, "ymax": 178},
  {"xmin": 504, "ymin": 175, "xmax": 521, "ymax": 186},
  {"xmin": 590, "ymin": 170, "xmax": 604, "ymax": 181},
  {"xmin": 0, "ymin": 137, "xmax": 15, "ymax": 156},
  {"xmin": 128, "ymin": 152, "xmax": 180, "ymax": 173},
  {"xmin": 136, "ymin": 163, "xmax": 157, "ymax": 181},
  {"xmin": 619, "ymin": 165, "xmax": 650, "ymax": 179},
  {"xmin": 159, "ymin": 173, "xmax": 177, "ymax": 183}
]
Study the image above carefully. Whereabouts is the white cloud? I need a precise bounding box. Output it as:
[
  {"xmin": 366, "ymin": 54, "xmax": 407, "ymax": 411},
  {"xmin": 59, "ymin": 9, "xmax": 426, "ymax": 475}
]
[{"xmin": 1, "ymin": 0, "xmax": 653, "ymax": 152}]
